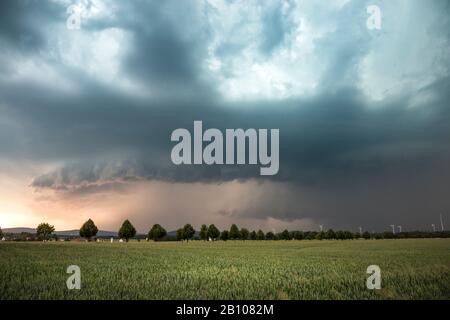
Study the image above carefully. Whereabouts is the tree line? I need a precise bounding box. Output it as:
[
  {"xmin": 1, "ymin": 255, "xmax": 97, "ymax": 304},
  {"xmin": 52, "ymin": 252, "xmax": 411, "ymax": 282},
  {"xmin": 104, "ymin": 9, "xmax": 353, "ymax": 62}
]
[
  {"xmin": 2, "ymin": 221, "xmax": 449, "ymax": 242},
  {"xmin": 17, "ymin": 220, "xmax": 450, "ymax": 242}
]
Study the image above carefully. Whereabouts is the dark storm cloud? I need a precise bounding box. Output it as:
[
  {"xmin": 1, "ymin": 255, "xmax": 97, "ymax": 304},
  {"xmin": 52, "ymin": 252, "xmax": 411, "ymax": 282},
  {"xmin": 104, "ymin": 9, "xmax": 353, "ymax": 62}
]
[
  {"xmin": 314, "ymin": 4, "xmax": 370, "ymax": 90},
  {"xmin": 0, "ymin": 0, "xmax": 63, "ymax": 51},
  {"xmin": 259, "ymin": 2, "xmax": 288, "ymax": 55},
  {"xmin": 1, "ymin": 0, "xmax": 450, "ymax": 230},
  {"xmin": 18, "ymin": 78, "xmax": 450, "ymax": 187},
  {"xmin": 99, "ymin": 1, "xmax": 213, "ymax": 96}
]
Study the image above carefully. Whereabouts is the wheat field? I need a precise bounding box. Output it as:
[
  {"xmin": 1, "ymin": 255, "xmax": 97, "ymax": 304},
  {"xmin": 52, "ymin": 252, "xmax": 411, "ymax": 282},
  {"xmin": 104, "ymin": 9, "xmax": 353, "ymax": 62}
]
[{"xmin": 1, "ymin": 239, "xmax": 449, "ymax": 300}]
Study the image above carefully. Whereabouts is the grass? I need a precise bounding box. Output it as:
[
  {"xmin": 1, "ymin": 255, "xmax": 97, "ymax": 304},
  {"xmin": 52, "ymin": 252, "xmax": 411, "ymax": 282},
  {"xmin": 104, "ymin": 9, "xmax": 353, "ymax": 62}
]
[{"xmin": 1, "ymin": 239, "xmax": 449, "ymax": 300}]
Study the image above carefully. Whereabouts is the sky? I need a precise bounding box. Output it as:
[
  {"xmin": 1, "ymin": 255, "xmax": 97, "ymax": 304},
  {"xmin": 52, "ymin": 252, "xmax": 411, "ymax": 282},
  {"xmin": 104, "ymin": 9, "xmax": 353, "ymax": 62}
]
[{"xmin": 0, "ymin": 0, "xmax": 450, "ymax": 233}]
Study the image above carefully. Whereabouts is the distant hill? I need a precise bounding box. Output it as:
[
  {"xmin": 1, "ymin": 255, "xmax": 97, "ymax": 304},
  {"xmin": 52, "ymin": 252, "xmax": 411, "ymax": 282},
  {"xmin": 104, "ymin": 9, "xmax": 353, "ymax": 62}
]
[
  {"xmin": 2, "ymin": 228, "xmax": 198, "ymax": 239},
  {"xmin": 167, "ymin": 230, "xmax": 200, "ymax": 238},
  {"xmin": 54, "ymin": 229, "xmax": 118, "ymax": 237},
  {"xmin": 2, "ymin": 227, "xmax": 118, "ymax": 237},
  {"xmin": 167, "ymin": 230, "xmax": 177, "ymax": 237},
  {"xmin": 2, "ymin": 227, "xmax": 36, "ymax": 234}
]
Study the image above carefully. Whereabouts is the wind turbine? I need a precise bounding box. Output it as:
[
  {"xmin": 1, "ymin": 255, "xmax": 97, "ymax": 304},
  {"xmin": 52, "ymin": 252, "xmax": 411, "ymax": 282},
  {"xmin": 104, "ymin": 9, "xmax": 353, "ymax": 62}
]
[
  {"xmin": 390, "ymin": 225, "xmax": 395, "ymax": 234},
  {"xmin": 440, "ymin": 214, "xmax": 445, "ymax": 231},
  {"xmin": 432, "ymin": 224, "xmax": 436, "ymax": 232},
  {"xmin": 398, "ymin": 225, "xmax": 402, "ymax": 233}
]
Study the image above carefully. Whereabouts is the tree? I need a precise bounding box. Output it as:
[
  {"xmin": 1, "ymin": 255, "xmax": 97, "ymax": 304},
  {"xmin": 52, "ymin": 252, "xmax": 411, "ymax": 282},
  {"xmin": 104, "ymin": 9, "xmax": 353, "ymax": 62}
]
[
  {"xmin": 220, "ymin": 230, "xmax": 229, "ymax": 241},
  {"xmin": 280, "ymin": 229, "xmax": 290, "ymax": 240},
  {"xmin": 344, "ymin": 231, "xmax": 354, "ymax": 240},
  {"xmin": 36, "ymin": 223, "xmax": 55, "ymax": 241},
  {"xmin": 256, "ymin": 229, "xmax": 265, "ymax": 240},
  {"xmin": 148, "ymin": 224, "xmax": 167, "ymax": 241},
  {"xmin": 229, "ymin": 224, "xmax": 240, "ymax": 240},
  {"xmin": 362, "ymin": 231, "xmax": 371, "ymax": 239},
  {"xmin": 383, "ymin": 231, "xmax": 396, "ymax": 239},
  {"xmin": 79, "ymin": 219, "xmax": 98, "ymax": 240},
  {"xmin": 305, "ymin": 231, "xmax": 317, "ymax": 240},
  {"xmin": 316, "ymin": 231, "xmax": 325, "ymax": 240},
  {"xmin": 250, "ymin": 230, "xmax": 257, "ymax": 240},
  {"xmin": 0, "ymin": 227, "xmax": 3, "ymax": 239},
  {"xmin": 207, "ymin": 224, "xmax": 220, "ymax": 240},
  {"xmin": 176, "ymin": 228, "xmax": 184, "ymax": 241},
  {"xmin": 265, "ymin": 231, "xmax": 275, "ymax": 240},
  {"xmin": 335, "ymin": 230, "xmax": 345, "ymax": 240},
  {"xmin": 240, "ymin": 228, "xmax": 249, "ymax": 240},
  {"xmin": 118, "ymin": 219, "xmax": 136, "ymax": 242},
  {"xmin": 199, "ymin": 224, "xmax": 208, "ymax": 241},
  {"xmin": 293, "ymin": 231, "xmax": 304, "ymax": 240},
  {"xmin": 325, "ymin": 229, "xmax": 336, "ymax": 240},
  {"xmin": 183, "ymin": 224, "xmax": 195, "ymax": 241}
]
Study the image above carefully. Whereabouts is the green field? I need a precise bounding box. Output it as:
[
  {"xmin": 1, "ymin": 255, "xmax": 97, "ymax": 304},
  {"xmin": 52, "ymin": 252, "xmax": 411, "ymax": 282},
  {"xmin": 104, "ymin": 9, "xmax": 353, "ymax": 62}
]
[{"xmin": 1, "ymin": 239, "xmax": 449, "ymax": 300}]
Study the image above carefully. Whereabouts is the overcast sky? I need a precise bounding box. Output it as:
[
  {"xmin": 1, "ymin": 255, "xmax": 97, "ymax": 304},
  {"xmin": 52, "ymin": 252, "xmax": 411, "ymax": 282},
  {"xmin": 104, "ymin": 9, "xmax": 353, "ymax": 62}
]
[{"xmin": 1, "ymin": 0, "xmax": 450, "ymax": 232}]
